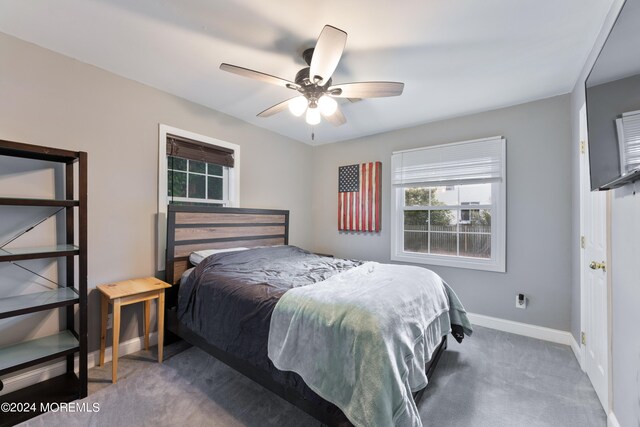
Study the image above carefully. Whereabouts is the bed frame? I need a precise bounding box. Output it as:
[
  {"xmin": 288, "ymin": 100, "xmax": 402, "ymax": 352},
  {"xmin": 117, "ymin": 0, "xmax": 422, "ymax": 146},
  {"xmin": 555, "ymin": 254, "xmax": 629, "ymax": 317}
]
[{"xmin": 164, "ymin": 205, "xmax": 447, "ymax": 426}]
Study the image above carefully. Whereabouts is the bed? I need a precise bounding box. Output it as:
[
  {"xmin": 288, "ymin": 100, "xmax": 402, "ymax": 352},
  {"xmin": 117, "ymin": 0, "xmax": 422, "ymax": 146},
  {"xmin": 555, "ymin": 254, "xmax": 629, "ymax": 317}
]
[{"xmin": 164, "ymin": 205, "xmax": 471, "ymax": 426}]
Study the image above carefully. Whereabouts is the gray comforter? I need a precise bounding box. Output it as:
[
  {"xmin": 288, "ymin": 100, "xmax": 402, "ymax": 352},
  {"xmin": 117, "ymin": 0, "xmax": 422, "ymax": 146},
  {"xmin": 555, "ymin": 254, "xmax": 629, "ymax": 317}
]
[{"xmin": 268, "ymin": 261, "xmax": 471, "ymax": 427}]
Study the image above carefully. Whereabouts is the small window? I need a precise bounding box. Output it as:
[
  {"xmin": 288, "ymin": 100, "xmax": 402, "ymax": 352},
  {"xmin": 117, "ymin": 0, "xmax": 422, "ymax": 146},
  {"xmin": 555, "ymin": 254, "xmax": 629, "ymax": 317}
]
[
  {"xmin": 164, "ymin": 132, "xmax": 235, "ymax": 207},
  {"xmin": 167, "ymin": 156, "xmax": 227, "ymax": 205},
  {"xmin": 391, "ymin": 137, "xmax": 506, "ymax": 272}
]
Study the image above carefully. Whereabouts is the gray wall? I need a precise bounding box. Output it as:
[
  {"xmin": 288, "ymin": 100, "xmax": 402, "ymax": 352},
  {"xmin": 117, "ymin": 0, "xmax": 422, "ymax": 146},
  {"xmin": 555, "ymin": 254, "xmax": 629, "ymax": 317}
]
[
  {"xmin": 569, "ymin": 0, "xmax": 640, "ymax": 424},
  {"xmin": 310, "ymin": 95, "xmax": 573, "ymax": 332},
  {"xmin": 0, "ymin": 32, "xmax": 313, "ymax": 362}
]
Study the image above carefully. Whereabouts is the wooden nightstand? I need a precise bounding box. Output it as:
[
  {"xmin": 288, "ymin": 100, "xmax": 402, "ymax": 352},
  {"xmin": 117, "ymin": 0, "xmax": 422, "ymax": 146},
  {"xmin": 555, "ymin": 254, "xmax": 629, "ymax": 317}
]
[{"xmin": 97, "ymin": 277, "xmax": 171, "ymax": 383}]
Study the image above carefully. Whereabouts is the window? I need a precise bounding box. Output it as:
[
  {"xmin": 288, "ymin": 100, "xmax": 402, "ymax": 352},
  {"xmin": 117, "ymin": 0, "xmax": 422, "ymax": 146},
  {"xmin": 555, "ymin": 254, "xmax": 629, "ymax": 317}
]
[
  {"xmin": 167, "ymin": 157, "xmax": 227, "ymax": 205},
  {"xmin": 165, "ymin": 132, "xmax": 235, "ymax": 206},
  {"xmin": 391, "ymin": 137, "xmax": 505, "ymax": 272},
  {"xmin": 157, "ymin": 125, "xmax": 240, "ymax": 270}
]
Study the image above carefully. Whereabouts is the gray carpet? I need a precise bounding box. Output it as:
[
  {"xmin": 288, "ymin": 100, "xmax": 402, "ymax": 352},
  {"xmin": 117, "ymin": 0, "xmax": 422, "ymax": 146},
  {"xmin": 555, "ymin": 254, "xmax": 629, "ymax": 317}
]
[{"xmin": 21, "ymin": 326, "xmax": 605, "ymax": 427}]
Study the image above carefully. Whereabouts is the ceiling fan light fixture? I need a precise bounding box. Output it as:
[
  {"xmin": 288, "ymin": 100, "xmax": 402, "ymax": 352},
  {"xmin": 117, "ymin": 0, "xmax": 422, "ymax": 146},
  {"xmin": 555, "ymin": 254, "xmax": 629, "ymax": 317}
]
[
  {"xmin": 289, "ymin": 96, "xmax": 308, "ymax": 117},
  {"xmin": 220, "ymin": 24, "xmax": 404, "ymax": 130},
  {"xmin": 318, "ymin": 95, "xmax": 338, "ymax": 116},
  {"xmin": 306, "ymin": 106, "xmax": 321, "ymax": 125}
]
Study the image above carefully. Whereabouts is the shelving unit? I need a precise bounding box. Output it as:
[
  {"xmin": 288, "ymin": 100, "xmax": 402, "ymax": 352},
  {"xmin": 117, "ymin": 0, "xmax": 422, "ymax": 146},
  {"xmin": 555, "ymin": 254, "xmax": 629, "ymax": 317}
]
[{"xmin": 0, "ymin": 139, "xmax": 87, "ymax": 427}]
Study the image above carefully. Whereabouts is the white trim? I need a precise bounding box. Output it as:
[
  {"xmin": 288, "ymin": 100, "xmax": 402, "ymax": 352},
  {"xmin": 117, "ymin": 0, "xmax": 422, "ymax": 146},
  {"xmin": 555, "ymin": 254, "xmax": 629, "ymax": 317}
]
[
  {"xmin": 606, "ymin": 190, "xmax": 613, "ymax": 414},
  {"xmin": 170, "ymin": 196, "xmax": 227, "ymax": 205},
  {"xmin": 391, "ymin": 249, "xmax": 505, "ymax": 272},
  {"xmin": 579, "ymin": 103, "xmax": 588, "ymax": 378},
  {"xmin": 607, "ymin": 412, "xmax": 621, "ymax": 427},
  {"xmin": 570, "ymin": 334, "xmax": 584, "ymax": 370},
  {"xmin": 0, "ymin": 332, "xmax": 157, "ymax": 396},
  {"xmin": 467, "ymin": 313, "xmax": 573, "ymax": 346},
  {"xmin": 157, "ymin": 124, "xmax": 240, "ymax": 270},
  {"xmin": 578, "ymin": 103, "xmax": 611, "ymax": 413}
]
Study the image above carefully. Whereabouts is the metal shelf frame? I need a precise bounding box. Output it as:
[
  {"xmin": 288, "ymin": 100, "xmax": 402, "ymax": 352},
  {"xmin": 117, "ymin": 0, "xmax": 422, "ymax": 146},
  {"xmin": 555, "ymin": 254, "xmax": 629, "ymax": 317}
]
[{"xmin": 0, "ymin": 139, "xmax": 88, "ymax": 424}]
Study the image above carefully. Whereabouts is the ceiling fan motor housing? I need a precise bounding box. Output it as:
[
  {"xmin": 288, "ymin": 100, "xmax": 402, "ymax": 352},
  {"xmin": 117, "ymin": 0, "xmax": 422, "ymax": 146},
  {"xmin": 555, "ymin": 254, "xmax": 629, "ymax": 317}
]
[
  {"xmin": 294, "ymin": 67, "xmax": 333, "ymax": 103},
  {"xmin": 302, "ymin": 48, "xmax": 315, "ymax": 66}
]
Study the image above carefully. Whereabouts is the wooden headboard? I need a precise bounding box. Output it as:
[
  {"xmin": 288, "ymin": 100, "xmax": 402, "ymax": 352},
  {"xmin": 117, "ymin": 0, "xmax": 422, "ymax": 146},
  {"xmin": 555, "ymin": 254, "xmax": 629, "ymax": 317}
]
[{"xmin": 165, "ymin": 205, "xmax": 289, "ymax": 285}]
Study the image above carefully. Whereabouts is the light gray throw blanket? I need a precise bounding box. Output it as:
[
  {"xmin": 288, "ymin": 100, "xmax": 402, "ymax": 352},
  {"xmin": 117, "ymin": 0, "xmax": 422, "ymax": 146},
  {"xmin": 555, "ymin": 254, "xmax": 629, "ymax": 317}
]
[{"xmin": 268, "ymin": 262, "xmax": 466, "ymax": 427}]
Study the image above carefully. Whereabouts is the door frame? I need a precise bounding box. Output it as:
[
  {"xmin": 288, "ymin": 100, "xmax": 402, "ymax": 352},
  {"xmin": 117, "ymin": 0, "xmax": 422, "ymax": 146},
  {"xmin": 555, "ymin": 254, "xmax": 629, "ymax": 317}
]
[{"xmin": 578, "ymin": 102, "xmax": 612, "ymax": 414}]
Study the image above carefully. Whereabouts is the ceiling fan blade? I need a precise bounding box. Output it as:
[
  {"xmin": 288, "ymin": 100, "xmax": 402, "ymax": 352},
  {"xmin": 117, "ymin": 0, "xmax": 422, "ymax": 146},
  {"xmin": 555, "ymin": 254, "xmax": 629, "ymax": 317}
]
[
  {"xmin": 220, "ymin": 63, "xmax": 300, "ymax": 90},
  {"xmin": 324, "ymin": 106, "xmax": 346, "ymax": 127},
  {"xmin": 257, "ymin": 97, "xmax": 299, "ymax": 118},
  {"xmin": 309, "ymin": 25, "xmax": 347, "ymax": 85},
  {"xmin": 328, "ymin": 82, "xmax": 404, "ymax": 98}
]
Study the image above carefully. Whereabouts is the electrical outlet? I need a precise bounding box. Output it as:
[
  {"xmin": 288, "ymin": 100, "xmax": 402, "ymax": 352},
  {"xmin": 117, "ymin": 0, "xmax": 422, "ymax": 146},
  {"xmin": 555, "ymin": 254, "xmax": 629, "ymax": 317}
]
[
  {"xmin": 516, "ymin": 293, "xmax": 527, "ymax": 309},
  {"xmin": 106, "ymin": 314, "xmax": 113, "ymax": 329}
]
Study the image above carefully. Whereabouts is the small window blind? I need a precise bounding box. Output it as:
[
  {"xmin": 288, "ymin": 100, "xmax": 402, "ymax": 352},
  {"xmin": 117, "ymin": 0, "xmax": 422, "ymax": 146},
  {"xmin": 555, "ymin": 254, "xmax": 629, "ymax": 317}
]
[
  {"xmin": 391, "ymin": 136, "xmax": 505, "ymax": 187},
  {"xmin": 166, "ymin": 134, "xmax": 234, "ymax": 167},
  {"xmin": 616, "ymin": 110, "xmax": 640, "ymax": 174}
]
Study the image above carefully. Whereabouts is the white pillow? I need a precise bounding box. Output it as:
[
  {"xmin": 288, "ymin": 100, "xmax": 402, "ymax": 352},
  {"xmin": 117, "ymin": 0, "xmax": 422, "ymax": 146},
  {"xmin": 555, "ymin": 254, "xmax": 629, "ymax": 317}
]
[{"xmin": 189, "ymin": 247, "xmax": 249, "ymax": 265}]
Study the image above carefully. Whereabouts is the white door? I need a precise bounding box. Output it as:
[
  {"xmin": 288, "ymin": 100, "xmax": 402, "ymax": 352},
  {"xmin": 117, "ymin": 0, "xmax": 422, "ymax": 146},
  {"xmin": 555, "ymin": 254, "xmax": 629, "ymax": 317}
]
[{"xmin": 579, "ymin": 104, "xmax": 610, "ymax": 412}]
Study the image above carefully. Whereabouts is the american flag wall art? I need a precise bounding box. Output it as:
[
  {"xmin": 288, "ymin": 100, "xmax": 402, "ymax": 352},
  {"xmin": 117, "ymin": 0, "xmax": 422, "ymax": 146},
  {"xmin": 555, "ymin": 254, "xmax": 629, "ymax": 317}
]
[{"xmin": 338, "ymin": 162, "xmax": 381, "ymax": 232}]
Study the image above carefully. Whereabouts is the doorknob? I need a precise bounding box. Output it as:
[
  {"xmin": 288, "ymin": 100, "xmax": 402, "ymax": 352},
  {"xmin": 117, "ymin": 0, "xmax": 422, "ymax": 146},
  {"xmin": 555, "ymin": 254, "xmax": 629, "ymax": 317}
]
[{"xmin": 589, "ymin": 261, "xmax": 606, "ymax": 272}]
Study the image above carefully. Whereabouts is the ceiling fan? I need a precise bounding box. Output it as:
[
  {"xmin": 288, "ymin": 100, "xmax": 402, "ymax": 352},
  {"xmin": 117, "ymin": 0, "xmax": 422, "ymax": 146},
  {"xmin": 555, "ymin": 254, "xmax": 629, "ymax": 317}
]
[{"xmin": 220, "ymin": 25, "xmax": 404, "ymax": 127}]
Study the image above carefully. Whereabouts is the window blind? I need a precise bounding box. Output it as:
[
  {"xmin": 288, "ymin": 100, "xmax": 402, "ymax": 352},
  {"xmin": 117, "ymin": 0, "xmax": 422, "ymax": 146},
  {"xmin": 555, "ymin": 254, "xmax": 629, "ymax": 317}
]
[
  {"xmin": 616, "ymin": 110, "xmax": 640, "ymax": 174},
  {"xmin": 166, "ymin": 134, "xmax": 234, "ymax": 167},
  {"xmin": 391, "ymin": 136, "xmax": 505, "ymax": 187}
]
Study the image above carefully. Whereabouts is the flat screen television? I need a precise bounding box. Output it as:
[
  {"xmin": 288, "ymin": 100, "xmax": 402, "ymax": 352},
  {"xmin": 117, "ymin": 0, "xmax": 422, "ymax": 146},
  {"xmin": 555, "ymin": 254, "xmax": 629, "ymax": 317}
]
[{"xmin": 586, "ymin": 0, "xmax": 640, "ymax": 191}]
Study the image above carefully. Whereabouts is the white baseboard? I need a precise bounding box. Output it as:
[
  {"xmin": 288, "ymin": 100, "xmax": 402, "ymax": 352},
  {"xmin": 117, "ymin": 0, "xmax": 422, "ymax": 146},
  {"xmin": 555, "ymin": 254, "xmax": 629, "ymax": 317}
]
[
  {"xmin": 467, "ymin": 313, "xmax": 573, "ymax": 346},
  {"xmin": 569, "ymin": 334, "xmax": 585, "ymax": 370},
  {"xmin": 86, "ymin": 332, "xmax": 158, "ymax": 369},
  {"xmin": 607, "ymin": 411, "xmax": 621, "ymax": 427},
  {"xmin": 0, "ymin": 332, "xmax": 157, "ymax": 396}
]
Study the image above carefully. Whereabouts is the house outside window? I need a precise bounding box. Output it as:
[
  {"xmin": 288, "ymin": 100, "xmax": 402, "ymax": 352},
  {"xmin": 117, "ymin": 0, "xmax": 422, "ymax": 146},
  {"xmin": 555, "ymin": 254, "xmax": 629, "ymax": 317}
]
[
  {"xmin": 391, "ymin": 137, "xmax": 506, "ymax": 272},
  {"xmin": 460, "ymin": 201, "xmax": 480, "ymax": 224}
]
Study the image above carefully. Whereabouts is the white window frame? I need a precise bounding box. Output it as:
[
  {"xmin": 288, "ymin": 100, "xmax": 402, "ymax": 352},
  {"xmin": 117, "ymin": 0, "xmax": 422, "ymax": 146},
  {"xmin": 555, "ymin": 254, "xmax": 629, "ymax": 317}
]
[
  {"xmin": 157, "ymin": 124, "xmax": 240, "ymax": 270},
  {"xmin": 390, "ymin": 137, "xmax": 506, "ymax": 272}
]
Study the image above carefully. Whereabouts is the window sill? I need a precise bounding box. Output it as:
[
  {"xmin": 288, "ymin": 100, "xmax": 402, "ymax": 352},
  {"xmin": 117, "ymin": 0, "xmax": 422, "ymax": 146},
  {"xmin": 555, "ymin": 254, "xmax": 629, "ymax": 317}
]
[{"xmin": 391, "ymin": 251, "xmax": 505, "ymax": 273}]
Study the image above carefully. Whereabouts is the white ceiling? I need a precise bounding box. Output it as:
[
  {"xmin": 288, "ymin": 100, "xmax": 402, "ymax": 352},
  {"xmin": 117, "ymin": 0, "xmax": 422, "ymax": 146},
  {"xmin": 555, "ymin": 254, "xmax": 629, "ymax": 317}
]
[{"xmin": 0, "ymin": 0, "xmax": 613, "ymax": 145}]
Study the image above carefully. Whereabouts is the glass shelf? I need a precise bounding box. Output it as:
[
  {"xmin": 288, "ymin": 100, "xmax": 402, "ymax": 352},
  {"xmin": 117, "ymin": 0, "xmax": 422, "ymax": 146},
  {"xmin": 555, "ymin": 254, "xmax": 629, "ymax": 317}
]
[
  {"xmin": 0, "ymin": 197, "xmax": 79, "ymax": 207},
  {"xmin": 0, "ymin": 288, "xmax": 79, "ymax": 319},
  {"xmin": 0, "ymin": 330, "xmax": 79, "ymax": 375},
  {"xmin": 0, "ymin": 245, "xmax": 79, "ymax": 262}
]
